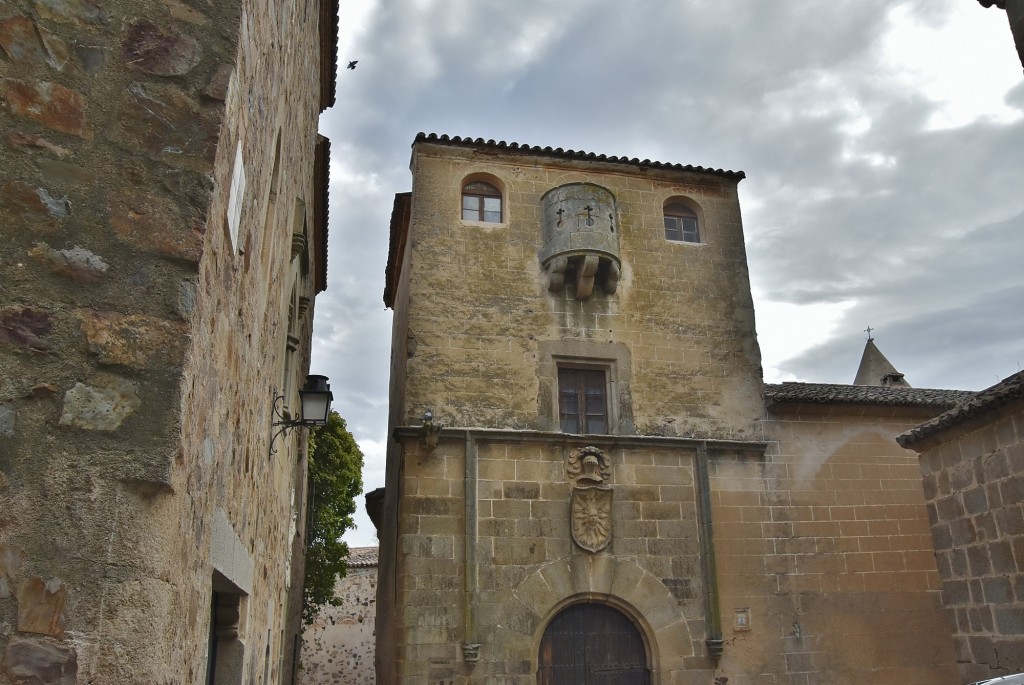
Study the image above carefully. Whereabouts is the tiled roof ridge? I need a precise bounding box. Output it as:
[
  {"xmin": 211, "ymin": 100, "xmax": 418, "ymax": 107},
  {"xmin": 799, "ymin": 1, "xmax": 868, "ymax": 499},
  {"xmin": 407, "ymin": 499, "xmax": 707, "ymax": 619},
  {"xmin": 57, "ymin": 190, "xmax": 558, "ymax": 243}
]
[
  {"xmin": 347, "ymin": 546, "xmax": 378, "ymax": 567},
  {"xmin": 413, "ymin": 133, "xmax": 746, "ymax": 181},
  {"xmin": 765, "ymin": 381, "xmax": 975, "ymax": 408},
  {"xmin": 897, "ymin": 370, "xmax": 1024, "ymax": 447}
]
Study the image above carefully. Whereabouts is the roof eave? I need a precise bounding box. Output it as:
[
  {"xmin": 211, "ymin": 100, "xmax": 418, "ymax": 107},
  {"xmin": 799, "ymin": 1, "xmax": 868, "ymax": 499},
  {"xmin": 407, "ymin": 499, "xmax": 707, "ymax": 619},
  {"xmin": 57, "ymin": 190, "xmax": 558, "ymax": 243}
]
[{"xmin": 412, "ymin": 133, "xmax": 746, "ymax": 182}]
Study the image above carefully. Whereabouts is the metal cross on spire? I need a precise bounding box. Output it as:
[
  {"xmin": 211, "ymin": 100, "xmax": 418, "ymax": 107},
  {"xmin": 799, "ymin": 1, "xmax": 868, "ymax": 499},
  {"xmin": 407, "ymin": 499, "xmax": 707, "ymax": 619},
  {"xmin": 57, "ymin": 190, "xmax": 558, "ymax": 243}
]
[{"xmin": 865, "ymin": 326, "xmax": 874, "ymax": 341}]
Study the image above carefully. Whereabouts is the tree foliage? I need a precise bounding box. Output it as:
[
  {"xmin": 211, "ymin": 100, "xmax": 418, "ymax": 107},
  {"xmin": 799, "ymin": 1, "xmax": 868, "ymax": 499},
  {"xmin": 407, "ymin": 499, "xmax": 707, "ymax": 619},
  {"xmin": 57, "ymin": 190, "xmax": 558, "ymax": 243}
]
[{"xmin": 303, "ymin": 410, "xmax": 363, "ymax": 625}]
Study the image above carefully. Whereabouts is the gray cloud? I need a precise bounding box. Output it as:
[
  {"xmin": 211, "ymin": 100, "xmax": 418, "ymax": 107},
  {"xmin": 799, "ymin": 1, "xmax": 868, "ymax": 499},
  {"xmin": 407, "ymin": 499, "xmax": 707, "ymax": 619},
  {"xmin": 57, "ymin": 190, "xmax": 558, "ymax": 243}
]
[{"xmin": 317, "ymin": 0, "xmax": 1024, "ymax": 544}]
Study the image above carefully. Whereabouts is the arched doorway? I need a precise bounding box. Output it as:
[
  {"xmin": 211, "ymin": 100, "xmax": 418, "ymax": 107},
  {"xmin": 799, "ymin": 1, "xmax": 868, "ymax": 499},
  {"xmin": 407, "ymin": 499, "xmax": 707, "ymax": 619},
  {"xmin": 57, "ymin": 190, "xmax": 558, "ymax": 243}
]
[{"xmin": 538, "ymin": 602, "xmax": 650, "ymax": 684}]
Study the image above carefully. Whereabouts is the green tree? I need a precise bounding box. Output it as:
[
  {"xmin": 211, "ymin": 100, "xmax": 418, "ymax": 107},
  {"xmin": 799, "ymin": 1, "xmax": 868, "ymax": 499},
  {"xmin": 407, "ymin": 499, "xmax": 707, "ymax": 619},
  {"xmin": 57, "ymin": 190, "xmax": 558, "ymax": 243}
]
[{"xmin": 303, "ymin": 410, "xmax": 363, "ymax": 625}]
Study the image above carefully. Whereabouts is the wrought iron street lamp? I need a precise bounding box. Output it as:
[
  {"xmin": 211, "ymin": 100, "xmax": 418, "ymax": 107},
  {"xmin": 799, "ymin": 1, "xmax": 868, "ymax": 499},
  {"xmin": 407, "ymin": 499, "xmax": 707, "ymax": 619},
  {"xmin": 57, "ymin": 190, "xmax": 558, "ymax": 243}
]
[{"xmin": 271, "ymin": 375, "xmax": 333, "ymax": 453}]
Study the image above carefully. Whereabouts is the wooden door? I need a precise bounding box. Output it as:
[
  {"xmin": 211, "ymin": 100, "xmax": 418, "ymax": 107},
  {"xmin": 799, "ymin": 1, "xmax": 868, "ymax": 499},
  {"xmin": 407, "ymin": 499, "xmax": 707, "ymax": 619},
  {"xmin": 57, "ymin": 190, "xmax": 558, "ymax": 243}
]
[{"xmin": 538, "ymin": 603, "xmax": 650, "ymax": 685}]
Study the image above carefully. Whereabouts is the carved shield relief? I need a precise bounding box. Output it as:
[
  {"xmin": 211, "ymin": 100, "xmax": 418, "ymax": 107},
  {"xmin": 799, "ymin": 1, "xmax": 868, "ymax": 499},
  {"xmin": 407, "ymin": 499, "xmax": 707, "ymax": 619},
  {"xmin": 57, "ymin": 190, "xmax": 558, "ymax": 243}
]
[{"xmin": 571, "ymin": 485, "xmax": 613, "ymax": 553}]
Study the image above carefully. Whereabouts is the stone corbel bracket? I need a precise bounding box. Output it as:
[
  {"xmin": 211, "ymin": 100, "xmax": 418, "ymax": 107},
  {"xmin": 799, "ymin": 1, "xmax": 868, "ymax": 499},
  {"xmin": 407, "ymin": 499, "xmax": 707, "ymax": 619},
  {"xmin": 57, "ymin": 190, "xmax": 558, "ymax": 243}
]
[{"xmin": 462, "ymin": 642, "xmax": 481, "ymax": 663}]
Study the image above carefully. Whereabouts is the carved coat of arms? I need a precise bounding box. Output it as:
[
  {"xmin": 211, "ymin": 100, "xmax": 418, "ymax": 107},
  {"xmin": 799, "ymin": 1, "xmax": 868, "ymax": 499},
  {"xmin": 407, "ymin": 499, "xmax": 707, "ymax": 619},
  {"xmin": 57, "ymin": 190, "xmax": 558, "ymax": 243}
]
[
  {"xmin": 571, "ymin": 485, "xmax": 613, "ymax": 553},
  {"xmin": 567, "ymin": 446, "xmax": 613, "ymax": 553}
]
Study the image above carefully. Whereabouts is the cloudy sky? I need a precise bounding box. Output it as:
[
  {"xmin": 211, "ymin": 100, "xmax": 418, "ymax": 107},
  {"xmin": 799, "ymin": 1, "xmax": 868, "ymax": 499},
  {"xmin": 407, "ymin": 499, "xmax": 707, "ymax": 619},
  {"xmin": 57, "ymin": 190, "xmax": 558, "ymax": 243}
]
[{"xmin": 314, "ymin": 0, "xmax": 1024, "ymax": 546}]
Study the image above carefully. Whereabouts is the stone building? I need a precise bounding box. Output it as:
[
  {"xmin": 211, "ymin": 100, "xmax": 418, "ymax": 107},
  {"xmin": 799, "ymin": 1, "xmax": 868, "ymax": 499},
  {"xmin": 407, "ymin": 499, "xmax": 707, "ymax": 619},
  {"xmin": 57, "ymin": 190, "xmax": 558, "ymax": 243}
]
[
  {"xmin": 898, "ymin": 370, "xmax": 1024, "ymax": 684},
  {"xmin": 0, "ymin": 0, "xmax": 336, "ymax": 682},
  {"xmin": 299, "ymin": 547, "xmax": 378, "ymax": 685},
  {"xmin": 376, "ymin": 133, "xmax": 976, "ymax": 684}
]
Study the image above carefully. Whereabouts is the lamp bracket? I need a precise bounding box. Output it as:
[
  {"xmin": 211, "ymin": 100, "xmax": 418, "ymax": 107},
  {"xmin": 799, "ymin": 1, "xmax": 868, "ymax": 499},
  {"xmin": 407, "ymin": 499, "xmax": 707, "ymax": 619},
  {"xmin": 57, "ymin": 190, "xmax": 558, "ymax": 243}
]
[{"xmin": 270, "ymin": 393, "xmax": 306, "ymax": 455}]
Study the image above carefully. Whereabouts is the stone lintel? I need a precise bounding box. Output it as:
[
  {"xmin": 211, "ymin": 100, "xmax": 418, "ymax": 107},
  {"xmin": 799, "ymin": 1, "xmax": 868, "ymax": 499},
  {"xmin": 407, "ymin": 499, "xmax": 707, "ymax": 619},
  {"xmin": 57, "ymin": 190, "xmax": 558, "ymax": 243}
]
[{"xmin": 210, "ymin": 507, "xmax": 254, "ymax": 595}]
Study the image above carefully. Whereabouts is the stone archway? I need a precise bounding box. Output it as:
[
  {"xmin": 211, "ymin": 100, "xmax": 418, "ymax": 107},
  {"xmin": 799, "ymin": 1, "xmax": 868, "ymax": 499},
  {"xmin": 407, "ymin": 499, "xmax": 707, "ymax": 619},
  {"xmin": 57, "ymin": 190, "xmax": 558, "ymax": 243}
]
[
  {"xmin": 494, "ymin": 556, "xmax": 694, "ymax": 683},
  {"xmin": 538, "ymin": 602, "xmax": 650, "ymax": 684}
]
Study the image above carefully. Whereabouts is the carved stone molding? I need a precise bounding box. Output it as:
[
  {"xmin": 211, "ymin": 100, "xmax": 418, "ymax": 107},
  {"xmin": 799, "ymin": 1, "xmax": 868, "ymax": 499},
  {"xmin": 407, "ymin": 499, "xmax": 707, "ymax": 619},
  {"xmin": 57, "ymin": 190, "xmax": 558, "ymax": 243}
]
[
  {"xmin": 567, "ymin": 445, "xmax": 611, "ymax": 485},
  {"xmin": 462, "ymin": 642, "xmax": 481, "ymax": 663}
]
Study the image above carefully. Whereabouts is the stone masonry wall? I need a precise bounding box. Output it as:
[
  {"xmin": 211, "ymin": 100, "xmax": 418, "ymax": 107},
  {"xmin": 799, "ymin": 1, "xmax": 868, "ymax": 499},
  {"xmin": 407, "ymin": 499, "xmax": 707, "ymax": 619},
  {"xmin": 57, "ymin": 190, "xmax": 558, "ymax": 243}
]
[
  {"xmin": 0, "ymin": 0, "xmax": 240, "ymax": 679},
  {"xmin": 400, "ymin": 142, "xmax": 764, "ymax": 442},
  {"xmin": 914, "ymin": 400, "xmax": 1024, "ymax": 683},
  {"xmin": 390, "ymin": 433, "xmax": 711, "ymax": 684},
  {"xmin": 161, "ymin": 0, "xmax": 326, "ymax": 678},
  {"xmin": 709, "ymin": 408, "xmax": 958, "ymax": 685},
  {"xmin": 0, "ymin": 0, "xmax": 327, "ymax": 681},
  {"xmin": 380, "ymin": 140, "xmax": 966, "ymax": 684},
  {"xmin": 300, "ymin": 564, "xmax": 377, "ymax": 685},
  {"xmin": 380, "ymin": 140, "xmax": 766, "ymax": 683}
]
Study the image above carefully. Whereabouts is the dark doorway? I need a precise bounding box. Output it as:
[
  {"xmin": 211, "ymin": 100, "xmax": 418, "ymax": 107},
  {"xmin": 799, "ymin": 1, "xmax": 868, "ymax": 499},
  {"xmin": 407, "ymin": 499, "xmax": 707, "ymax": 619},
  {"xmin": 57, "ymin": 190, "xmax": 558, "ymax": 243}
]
[{"xmin": 538, "ymin": 603, "xmax": 650, "ymax": 685}]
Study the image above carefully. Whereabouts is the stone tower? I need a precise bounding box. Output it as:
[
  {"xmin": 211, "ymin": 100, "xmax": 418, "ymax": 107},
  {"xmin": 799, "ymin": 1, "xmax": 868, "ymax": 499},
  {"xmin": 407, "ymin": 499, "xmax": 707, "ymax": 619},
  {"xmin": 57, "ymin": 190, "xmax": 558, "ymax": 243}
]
[
  {"xmin": 0, "ymin": 0, "xmax": 336, "ymax": 681},
  {"xmin": 378, "ymin": 134, "xmax": 765, "ymax": 683},
  {"xmin": 377, "ymin": 134, "xmax": 969, "ymax": 685}
]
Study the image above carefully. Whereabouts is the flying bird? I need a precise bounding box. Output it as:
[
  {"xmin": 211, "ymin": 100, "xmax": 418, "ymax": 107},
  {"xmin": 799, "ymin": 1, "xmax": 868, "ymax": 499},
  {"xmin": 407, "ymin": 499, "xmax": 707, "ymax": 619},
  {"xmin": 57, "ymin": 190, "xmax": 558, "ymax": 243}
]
[{"xmin": 347, "ymin": 60, "xmax": 358, "ymax": 70}]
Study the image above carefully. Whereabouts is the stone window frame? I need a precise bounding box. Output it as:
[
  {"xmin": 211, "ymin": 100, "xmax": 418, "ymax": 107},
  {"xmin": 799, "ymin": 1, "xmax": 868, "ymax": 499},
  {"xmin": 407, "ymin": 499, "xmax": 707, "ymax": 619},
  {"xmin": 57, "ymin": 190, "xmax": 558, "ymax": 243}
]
[
  {"xmin": 557, "ymin": 364, "xmax": 610, "ymax": 434},
  {"xmin": 459, "ymin": 172, "xmax": 507, "ymax": 227},
  {"xmin": 662, "ymin": 196, "xmax": 706, "ymax": 246},
  {"xmin": 537, "ymin": 340, "xmax": 634, "ymax": 435}
]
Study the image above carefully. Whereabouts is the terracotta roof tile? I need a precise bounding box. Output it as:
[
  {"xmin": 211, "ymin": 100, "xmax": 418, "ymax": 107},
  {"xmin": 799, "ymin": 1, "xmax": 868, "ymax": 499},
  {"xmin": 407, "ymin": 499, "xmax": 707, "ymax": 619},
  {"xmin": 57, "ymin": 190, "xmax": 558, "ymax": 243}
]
[
  {"xmin": 413, "ymin": 133, "xmax": 746, "ymax": 181},
  {"xmin": 347, "ymin": 546, "xmax": 378, "ymax": 568},
  {"xmin": 897, "ymin": 370, "xmax": 1024, "ymax": 447},
  {"xmin": 765, "ymin": 382, "xmax": 974, "ymax": 408}
]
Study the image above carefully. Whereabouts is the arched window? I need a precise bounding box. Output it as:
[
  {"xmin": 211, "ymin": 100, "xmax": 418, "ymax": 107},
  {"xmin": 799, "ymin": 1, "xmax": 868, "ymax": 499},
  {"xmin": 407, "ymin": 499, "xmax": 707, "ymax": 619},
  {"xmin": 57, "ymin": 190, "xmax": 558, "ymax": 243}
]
[
  {"xmin": 462, "ymin": 181, "xmax": 502, "ymax": 223},
  {"xmin": 664, "ymin": 202, "xmax": 699, "ymax": 243}
]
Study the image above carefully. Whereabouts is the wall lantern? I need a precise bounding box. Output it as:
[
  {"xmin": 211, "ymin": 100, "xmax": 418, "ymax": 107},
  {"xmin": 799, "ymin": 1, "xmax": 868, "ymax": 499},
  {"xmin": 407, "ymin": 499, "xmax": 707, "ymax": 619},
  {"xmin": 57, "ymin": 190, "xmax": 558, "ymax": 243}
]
[{"xmin": 271, "ymin": 375, "xmax": 334, "ymax": 453}]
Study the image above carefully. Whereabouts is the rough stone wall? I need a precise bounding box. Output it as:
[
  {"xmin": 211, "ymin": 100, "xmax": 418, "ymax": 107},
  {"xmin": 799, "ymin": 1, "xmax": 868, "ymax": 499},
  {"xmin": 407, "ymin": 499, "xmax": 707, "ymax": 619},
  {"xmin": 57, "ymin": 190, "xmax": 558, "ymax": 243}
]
[
  {"xmin": 299, "ymin": 566, "xmax": 377, "ymax": 685},
  {"xmin": 708, "ymin": 408, "xmax": 959, "ymax": 685},
  {"xmin": 0, "ymin": 0, "xmax": 327, "ymax": 681},
  {"xmin": 912, "ymin": 400, "xmax": 1024, "ymax": 683},
  {"xmin": 399, "ymin": 142, "xmax": 764, "ymax": 441}
]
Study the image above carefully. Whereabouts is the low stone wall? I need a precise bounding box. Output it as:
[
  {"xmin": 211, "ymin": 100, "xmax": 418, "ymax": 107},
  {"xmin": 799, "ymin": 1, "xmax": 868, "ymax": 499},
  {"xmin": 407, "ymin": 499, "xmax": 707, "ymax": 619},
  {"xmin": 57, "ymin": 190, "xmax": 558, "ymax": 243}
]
[
  {"xmin": 300, "ymin": 554, "xmax": 378, "ymax": 685},
  {"xmin": 900, "ymin": 372, "xmax": 1024, "ymax": 683}
]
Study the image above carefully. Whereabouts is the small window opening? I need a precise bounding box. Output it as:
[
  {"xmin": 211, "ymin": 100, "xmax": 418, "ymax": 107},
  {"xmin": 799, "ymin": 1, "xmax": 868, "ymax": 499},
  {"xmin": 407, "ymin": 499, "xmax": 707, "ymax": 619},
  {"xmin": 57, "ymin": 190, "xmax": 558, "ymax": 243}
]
[
  {"xmin": 664, "ymin": 202, "xmax": 700, "ymax": 243},
  {"xmin": 558, "ymin": 367, "xmax": 608, "ymax": 434},
  {"xmin": 462, "ymin": 181, "xmax": 502, "ymax": 223}
]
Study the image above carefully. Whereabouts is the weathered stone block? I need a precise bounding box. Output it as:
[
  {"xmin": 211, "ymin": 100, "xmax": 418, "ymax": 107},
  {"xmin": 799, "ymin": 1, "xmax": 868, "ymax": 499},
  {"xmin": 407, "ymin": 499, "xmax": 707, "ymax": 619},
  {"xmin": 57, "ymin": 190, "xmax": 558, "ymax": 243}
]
[
  {"xmin": 995, "ymin": 606, "xmax": 1024, "ymax": 635},
  {"xmin": 122, "ymin": 20, "xmax": 201, "ymax": 76},
  {"xmin": 58, "ymin": 373, "xmax": 140, "ymax": 431},
  {"xmin": 0, "ymin": 16, "xmax": 47, "ymax": 64},
  {"xmin": 502, "ymin": 481, "xmax": 539, "ymax": 499},
  {"xmin": 0, "ymin": 79, "xmax": 90, "ymax": 137},
  {"xmin": 990, "ymin": 540, "xmax": 1017, "ymax": 574},
  {"xmin": 497, "ymin": 597, "xmax": 540, "ymax": 637},
  {"xmin": 37, "ymin": 159, "xmax": 93, "ymax": 185},
  {"xmin": 114, "ymin": 82, "xmax": 217, "ymax": 163},
  {"xmin": 33, "ymin": 0, "xmax": 107, "ymax": 24},
  {"xmin": 983, "ymin": 576, "xmax": 1013, "ymax": 604},
  {"xmin": 74, "ymin": 44, "xmax": 107, "ymax": 72},
  {"xmin": 107, "ymin": 190, "xmax": 202, "ymax": 262},
  {"xmin": 76, "ymin": 309, "xmax": 187, "ymax": 368},
  {"xmin": 0, "ymin": 404, "xmax": 13, "ymax": 437},
  {"xmin": 29, "ymin": 243, "xmax": 109, "ymax": 282},
  {"xmin": 0, "ymin": 306, "xmax": 53, "ymax": 350},
  {"xmin": 0, "ymin": 544, "xmax": 24, "ymax": 599},
  {"xmin": 204, "ymin": 64, "xmax": 233, "ymax": 100},
  {"xmin": 968, "ymin": 545, "xmax": 993, "ymax": 576},
  {"xmin": 1, "ymin": 181, "xmax": 64, "ymax": 229},
  {"xmin": 2, "ymin": 636, "xmax": 77, "ymax": 685},
  {"xmin": 4, "ymin": 130, "xmax": 71, "ymax": 157},
  {"xmin": 16, "ymin": 577, "xmax": 65, "ymax": 637}
]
